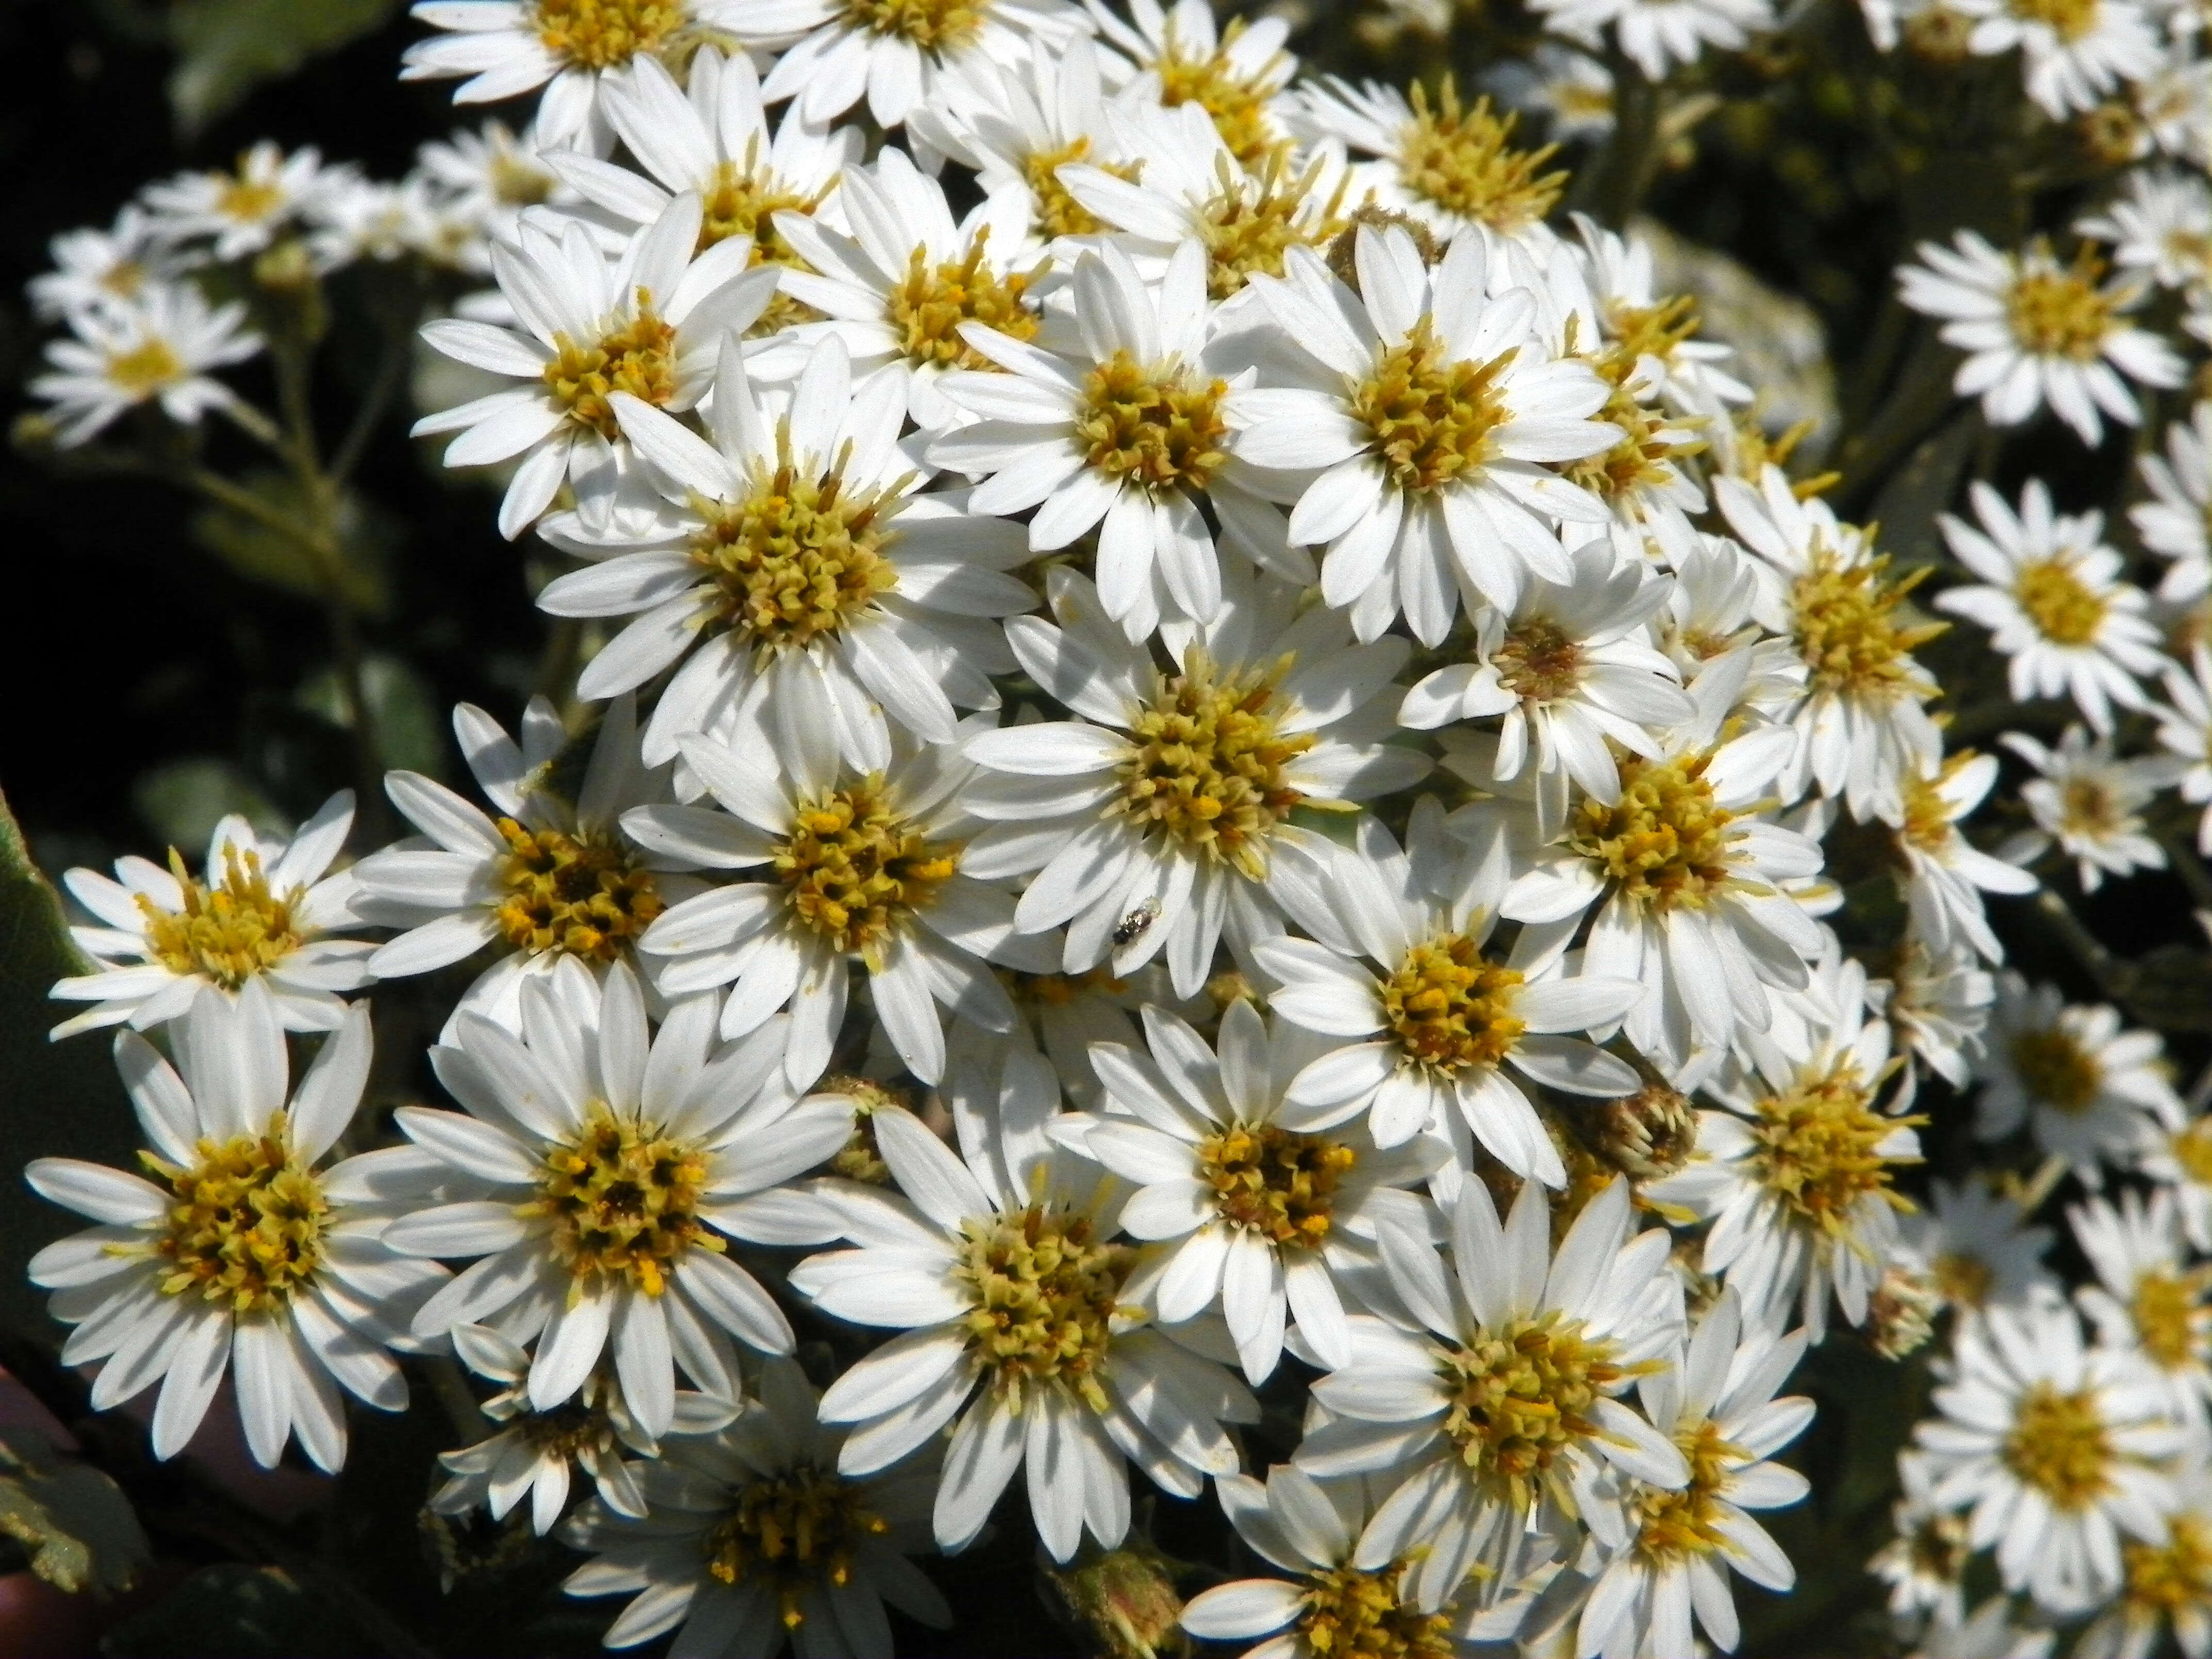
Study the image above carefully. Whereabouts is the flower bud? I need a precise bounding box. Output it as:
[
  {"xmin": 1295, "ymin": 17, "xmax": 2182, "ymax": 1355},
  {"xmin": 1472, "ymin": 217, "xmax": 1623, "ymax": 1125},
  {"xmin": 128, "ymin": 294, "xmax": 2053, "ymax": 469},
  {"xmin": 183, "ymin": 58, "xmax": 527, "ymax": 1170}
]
[{"xmin": 1590, "ymin": 1082, "xmax": 1699, "ymax": 1180}]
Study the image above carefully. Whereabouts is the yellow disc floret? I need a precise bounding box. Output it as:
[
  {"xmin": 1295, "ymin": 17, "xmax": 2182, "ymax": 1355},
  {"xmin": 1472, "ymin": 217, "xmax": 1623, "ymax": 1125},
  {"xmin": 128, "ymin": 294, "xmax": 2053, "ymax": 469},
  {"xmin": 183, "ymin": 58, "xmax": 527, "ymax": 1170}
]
[
  {"xmin": 1196, "ymin": 1123, "xmax": 1356, "ymax": 1251},
  {"xmin": 524, "ymin": 1103, "xmax": 718, "ymax": 1298},
  {"xmin": 1196, "ymin": 152, "xmax": 1351, "ymax": 299},
  {"xmin": 1350, "ymin": 317, "xmax": 1513, "ymax": 495},
  {"xmin": 1154, "ymin": 17, "xmax": 1288, "ymax": 166},
  {"xmin": 2004, "ymin": 1382, "xmax": 2117, "ymax": 1511},
  {"xmin": 2131, "ymin": 1268, "xmax": 2210, "ymax": 1372},
  {"xmin": 2121, "ymin": 1513, "xmax": 2212, "ymax": 1632},
  {"xmin": 542, "ymin": 299, "xmax": 680, "ymax": 442},
  {"xmin": 1075, "ymin": 350, "xmax": 1232, "ymax": 494},
  {"xmin": 1567, "ymin": 751, "xmax": 1738, "ymax": 914},
  {"xmin": 838, "ymin": 0, "xmax": 983, "ymax": 51},
  {"xmin": 774, "ymin": 782, "xmax": 961, "ymax": 964},
  {"xmin": 703, "ymin": 1462, "xmax": 888, "ymax": 1631},
  {"xmin": 1112, "ymin": 652, "xmax": 1318, "ymax": 877},
  {"xmin": 2006, "ymin": 248, "xmax": 2123, "ymax": 355},
  {"xmin": 1382, "ymin": 935, "xmax": 1526, "ymax": 1074},
  {"xmin": 2010, "ymin": 1026, "xmax": 2103, "ymax": 1113},
  {"xmin": 1395, "ymin": 80, "xmax": 1566, "ymax": 234},
  {"xmin": 107, "ymin": 338, "xmax": 186, "ymax": 398},
  {"xmin": 1295, "ymin": 1564, "xmax": 1456, "ymax": 1659},
  {"xmin": 139, "ymin": 845, "xmax": 305, "ymax": 990},
  {"xmin": 1633, "ymin": 1419, "xmax": 1743, "ymax": 1564},
  {"xmin": 954, "ymin": 1202, "xmax": 1135, "ymax": 1414},
  {"xmin": 1745, "ymin": 1063, "xmax": 1922, "ymax": 1242},
  {"xmin": 1438, "ymin": 1311, "xmax": 1647, "ymax": 1511},
  {"xmin": 145, "ymin": 1111, "xmax": 326, "ymax": 1315},
  {"xmin": 887, "ymin": 232, "xmax": 1040, "ymax": 370},
  {"xmin": 495, "ymin": 820, "xmax": 664, "ymax": 963},
  {"xmin": 532, "ymin": 0, "xmax": 685, "ymax": 69},
  {"xmin": 2014, "ymin": 558, "xmax": 2108, "ymax": 646},
  {"xmin": 1789, "ymin": 546, "xmax": 1944, "ymax": 703}
]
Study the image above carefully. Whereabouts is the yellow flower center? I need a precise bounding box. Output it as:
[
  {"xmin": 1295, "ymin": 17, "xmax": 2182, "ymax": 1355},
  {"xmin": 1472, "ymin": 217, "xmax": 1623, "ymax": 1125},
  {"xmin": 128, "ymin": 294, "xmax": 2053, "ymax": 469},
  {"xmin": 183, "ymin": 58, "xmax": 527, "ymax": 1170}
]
[
  {"xmin": 1565, "ymin": 370, "xmax": 1703, "ymax": 501},
  {"xmin": 2003, "ymin": 1382, "xmax": 2115, "ymax": 1511},
  {"xmin": 100, "ymin": 259, "xmax": 147, "ymax": 299},
  {"xmin": 774, "ymin": 782, "xmax": 962, "ymax": 962},
  {"xmin": 1746, "ymin": 1064, "xmax": 1922, "ymax": 1240},
  {"xmin": 1382, "ymin": 935, "xmax": 1526, "ymax": 1075},
  {"xmin": 1075, "ymin": 349, "xmax": 1232, "ymax": 493},
  {"xmin": 2123, "ymin": 1514, "xmax": 2212, "ymax": 1623},
  {"xmin": 1634, "ymin": 1419, "xmax": 1743, "ymax": 1564},
  {"xmin": 887, "ymin": 231, "xmax": 1040, "ymax": 369},
  {"xmin": 1295, "ymin": 1564, "xmax": 1455, "ymax": 1659},
  {"xmin": 838, "ymin": 0, "xmax": 983, "ymax": 51},
  {"xmin": 2010, "ymin": 1027, "xmax": 2102, "ymax": 1113},
  {"xmin": 821, "ymin": 1075, "xmax": 902, "ymax": 1185},
  {"xmin": 107, "ymin": 338, "xmax": 186, "ymax": 397},
  {"xmin": 2013, "ymin": 557, "xmax": 2108, "ymax": 645},
  {"xmin": 1021, "ymin": 137, "xmax": 1137, "ymax": 239},
  {"xmin": 703, "ymin": 1463, "xmax": 888, "ymax": 1632},
  {"xmin": 2009, "ymin": 0, "xmax": 2099, "ymax": 44},
  {"xmin": 1492, "ymin": 617, "xmax": 1588, "ymax": 704},
  {"xmin": 2132, "ymin": 1268, "xmax": 2208, "ymax": 1371},
  {"xmin": 138, "ymin": 845, "xmax": 305, "ymax": 990},
  {"xmin": 1567, "ymin": 751, "xmax": 1737, "ymax": 914},
  {"xmin": 541, "ymin": 300, "xmax": 679, "ymax": 442},
  {"xmin": 1606, "ymin": 294, "xmax": 1704, "ymax": 365},
  {"xmin": 2170, "ymin": 1118, "xmax": 2212, "ymax": 1184},
  {"xmin": 1196, "ymin": 1123, "xmax": 1356, "ymax": 1251},
  {"xmin": 954, "ymin": 1202, "xmax": 1135, "ymax": 1414},
  {"xmin": 524, "ymin": 1103, "xmax": 718, "ymax": 1297},
  {"xmin": 698, "ymin": 147, "xmax": 829, "ymax": 336},
  {"xmin": 216, "ymin": 170, "xmax": 285, "ymax": 225},
  {"xmin": 1790, "ymin": 547, "xmax": 1943, "ymax": 701},
  {"xmin": 2059, "ymin": 777, "xmax": 2124, "ymax": 839},
  {"xmin": 688, "ymin": 445, "xmax": 904, "ymax": 659},
  {"xmin": 490, "ymin": 151, "xmax": 554, "ymax": 207},
  {"xmin": 144, "ymin": 1112, "xmax": 326, "ymax": 1315},
  {"xmin": 1438, "ymin": 1312, "xmax": 1643, "ymax": 1511},
  {"xmin": 1932, "ymin": 1250, "xmax": 1995, "ymax": 1308},
  {"xmin": 1350, "ymin": 317, "xmax": 1514, "ymax": 495},
  {"xmin": 1111, "ymin": 652, "xmax": 1318, "ymax": 876},
  {"xmin": 1396, "ymin": 81, "xmax": 1566, "ymax": 233},
  {"xmin": 1196, "ymin": 152, "xmax": 1351, "ymax": 300},
  {"xmin": 1154, "ymin": 18, "xmax": 1286, "ymax": 166},
  {"xmin": 2006, "ymin": 259, "xmax": 2121, "ymax": 360},
  {"xmin": 532, "ymin": 0, "xmax": 684, "ymax": 69},
  {"xmin": 495, "ymin": 820, "xmax": 664, "ymax": 963},
  {"xmin": 1897, "ymin": 758, "xmax": 1969, "ymax": 855}
]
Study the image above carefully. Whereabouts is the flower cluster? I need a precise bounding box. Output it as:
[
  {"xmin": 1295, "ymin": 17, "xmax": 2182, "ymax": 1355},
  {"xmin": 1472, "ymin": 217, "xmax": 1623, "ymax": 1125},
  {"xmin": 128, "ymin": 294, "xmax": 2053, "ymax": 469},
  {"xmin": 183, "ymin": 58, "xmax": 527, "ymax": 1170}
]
[{"xmin": 25, "ymin": 0, "xmax": 2212, "ymax": 1653}]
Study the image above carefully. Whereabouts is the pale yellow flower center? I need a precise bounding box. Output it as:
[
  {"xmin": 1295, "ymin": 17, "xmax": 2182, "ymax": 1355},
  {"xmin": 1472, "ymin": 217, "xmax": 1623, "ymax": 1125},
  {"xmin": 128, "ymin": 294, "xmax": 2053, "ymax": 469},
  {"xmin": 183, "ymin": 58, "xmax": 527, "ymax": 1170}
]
[
  {"xmin": 524, "ymin": 1103, "xmax": 718, "ymax": 1297},
  {"xmin": 1196, "ymin": 152, "xmax": 1351, "ymax": 300},
  {"xmin": 1567, "ymin": 751, "xmax": 1736, "ymax": 914},
  {"xmin": 2014, "ymin": 557, "xmax": 2108, "ymax": 645},
  {"xmin": 703, "ymin": 1463, "xmax": 888, "ymax": 1632},
  {"xmin": 1932, "ymin": 1249, "xmax": 1995, "ymax": 1308},
  {"xmin": 107, "ymin": 338, "xmax": 185, "ymax": 397},
  {"xmin": 1196, "ymin": 1124, "xmax": 1356, "ymax": 1251},
  {"xmin": 1076, "ymin": 350, "xmax": 1232, "ymax": 493},
  {"xmin": 1790, "ymin": 546, "xmax": 1942, "ymax": 701},
  {"xmin": 2003, "ymin": 1382, "xmax": 2115, "ymax": 1511},
  {"xmin": 2010, "ymin": 1027, "xmax": 2102, "ymax": 1113},
  {"xmin": 1437, "ymin": 1312, "xmax": 1645, "ymax": 1510},
  {"xmin": 2122, "ymin": 1514, "xmax": 2212, "ymax": 1625},
  {"xmin": 1350, "ymin": 317, "xmax": 1512, "ymax": 495},
  {"xmin": 2006, "ymin": 263, "xmax": 2121, "ymax": 360},
  {"xmin": 532, "ymin": 0, "xmax": 685, "ymax": 69},
  {"xmin": 138, "ymin": 845, "xmax": 305, "ymax": 989},
  {"xmin": 145, "ymin": 1111, "xmax": 325, "ymax": 1315},
  {"xmin": 1020, "ymin": 136, "xmax": 1135, "ymax": 239},
  {"xmin": 1296, "ymin": 1565, "xmax": 1455, "ymax": 1659},
  {"xmin": 2132, "ymin": 1268, "xmax": 2209, "ymax": 1371},
  {"xmin": 1746, "ymin": 1064, "xmax": 1922, "ymax": 1239},
  {"xmin": 954, "ymin": 1203, "xmax": 1134, "ymax": 1414},
  {"xmin": 1634, "ymin": 1419, "xmax": 1743, "ymax": 1564},
  {"xmin": 495, "ymin": 820, "xmax": 664, "ymax": 963},
  {"xmin": 774, "ymin": 783, "xmax": 961, "ymax": 962},
  {"xmin": 887, "ymin": 231, "xmax": 1040, "ymax": 369},
  {"xmin": 839, "ymin": 0, "xmax": 984, "ymax": 51},
  {"xmin": 1382, "ymin": 935, "xmax": 1526, "ymax": 1075},
  {"xmin": 1396, "ymin": 81, "xmax": 1565, "ymax": 232},
  {"xmin": 542, "ymin": 300, "xmax": 679, "ymax": 441},
  {"xmin": 2009, "ymin": 0, "xmax": 2100, "ymax": 45},
  {"xmin": 1154, "ymin": 18, "xmax": 1286, "ymax": 166}
]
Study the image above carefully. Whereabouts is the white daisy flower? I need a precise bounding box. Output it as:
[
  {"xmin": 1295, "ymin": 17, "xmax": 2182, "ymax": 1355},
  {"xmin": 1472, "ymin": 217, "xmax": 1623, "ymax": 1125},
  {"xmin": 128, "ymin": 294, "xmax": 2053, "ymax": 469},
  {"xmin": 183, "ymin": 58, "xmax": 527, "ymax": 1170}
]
[
  {"xmin": 1177, "ymin": 1465, "xmax": 1501, "ymax": 1657},
  {"xmin": 1888, "ymin": 750, "xmax": 2038, "ymax": 964},
  {"xmin": 1911, "ymin": 1597, "xmax": 2058, "ymax": 1659},
  {"xmin": 1398, "ymin": 538, "xmax": 1691, "ymax": 832},
  {"xmin": 1087, "ymin": 0, "xmax": 1299, "ymax": 166},
  {"xmin": 385, "ymin": 959, "xmax": 857, "ymax": 1434},
  {"xmin": 1975, "ymin": 970, "xmax": 2183, "ymax": 1183},
  {"xmin": 2000, "ymin": 724, "xmax": 2175, "ymax": 893},
  {"xmin": 2077, "ymin": 167, "xmax": 2212, "ymax": 292},
  {"xmin": 543, "ymin": 48, "xmax": 858, "ymax": 335},
  {"xmin": 2075, "ymin": 1463, "xmax": 2212, "ymax": 1659},
  {"xmin": 1896, "ymin": 232, "xmax": 2183, "ymax": 446},
  {"xmin": 1954, "ymin": 0, "xmax": 2164, "ymax": 117},
  {"xmin": 559, "ymin": 1356, "xmax": 950, "ymax": 1654},
  {"xmin": 752, "ymin": 145, "xmax": 1058, "ymax": 435},
  {"xmin": 410, "ymin": 190, "xmax": 782, "ymax": 540},
  {"xmin": 1289, "ymin": 77, "xmax": 1568, "ymax": 250},
  {"xmin": 1871, "ymin": 1452, "xmax": 1972, "ymax": 1631},
  {"xmin": 1573, "ymin": 1292, "xmax": 1813, "ymax": 1659},
  {"xmin": 628, "ymin": 707, "xmax": 1048, "ymax": 1087},
  {"xmin": 1298, "ymin": 1176, "xmax": 1688, "ymax": 1612},
  {"xmin": 2160, "ymin": 646, "xmax": 2212, "ymax": 863},
  {"xmin": 1568, "ymin": 214, "xmax": 1752, "ymax": 420},
  {"xmin": 139, "ymin": 142, "xmax": 340, "ymax": 260},
  {"xmin": 2134, "ymin": 400, "xmax": 2212, "ymax": 604},
  {"xmin": 29, "ymin": 280, "xmax": 261, "ymax": 447},
  {"xmin": 1896, "ymin": 1176, "xmax": 2055, "ymax": 1317},
  {"xmin": 399, "ymin": 0, "xmax": 750, "ymax": 151},
  {"xmin": 928, "ymin": 238, "xmax": 1297, "ymax": 639},
  {"xmin": 1487, "ymin": 43, "xmax": 1617, "ymax": 146},
  {"xmin": 2073, "ymin": 1187, "xmax": 2212, "ymax": 1427},
  {"xmin": 1648, "ymin": 951, "xmax": 1923, "ymax": 1337},
  {"xmin": 1498, "ymin": 661, "xmax": 1825, "ymax": 1084},
  {"xmin": 738, "ymin": 0, "xmax": 1086, "ymax": 131},
  {"xmin": 412, "ymin": 116, "xmax": 569, "ymax": 274},
  {"xmin": 303, "ymin": 174, "xmax": 446, "ymax": 270},
  {"xmin": 791, "ymin": 1102, "xmax": 1259, "ymax": 1562},
  {"xmin": 1653, "ymin": 533, "xmax": 1810, "ymax": 718},
  {"xmin": 355, "ymin": 695, "xmax": 703, "ymax": 1037},
  {"xmin": 537, "ymin": 334, "xmax": 1030, "ymax": 769},
  {"xmin": 25, "ymin": 986, "xmax": 446, "ymax": 1472},
  {"xmin": 51, "ymin": 792, "xmax": 371, "ymax": 1039},
  {"xmin": 1233, "ymin": 227, "xmax": 1619, "ymax": 645},
  {"xmin": 960, "ymin": 565, "xmax": 1428, "ymax": 999},
  {"xmin": 30, "ymin": 205, "xmax": 176, "ymax": 321},
  {"xmin": 1716, "ymin": 464, "xmax": 1945, "ymax": 822},
  {"xmin": 1527, "ymin": 0, "xmax": 1775, "ymax": 86},
  {"xmin": 429, "ymin": 1320, "xmax": 739, "ymax": 1535},
  {"xmin": 1872, "ymin": 937, "xmax": 1996, "ymax": 1101},
  {"xmin": 1253, "ymin": 800, "xmax": 1642, "ymax": 1180},
  {"xmin": 1074, "ymin": 998, "xmax": 1441, "ymax": 1382},
  {"xmin": 1914, "ymin": 1295, "xmax": 2182, "ymax": 1616},
  {"xmin": 2137, "ymin": 1102, "xmax": 2212, "ymax": 1254},
  {"xmin": 1937, "ymin": 481, "xmax": 2167, "ymax": 735}
]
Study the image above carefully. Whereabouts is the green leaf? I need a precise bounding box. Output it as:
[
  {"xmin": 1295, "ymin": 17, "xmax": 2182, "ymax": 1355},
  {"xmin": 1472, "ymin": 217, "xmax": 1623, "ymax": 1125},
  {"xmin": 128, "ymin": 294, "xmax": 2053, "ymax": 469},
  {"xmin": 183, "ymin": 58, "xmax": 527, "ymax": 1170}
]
[
  {"xmin": 132, "ymin": 759, "xmax": 286, "ymax": 856},
  {"xmin": 0, "ymin": 790, "xmax": 138, "ymax": 1336},
  {"xmin": 100, "ymin": 1565, "xmax": 375, "ymax": 1658},
  {"xmin": 296, "ymin": 655, "xmax": 447, "ymax": 778},
  {"xmin": 167, "ymin": 0, "xmax": 405, "ymax": 138},
  {"xmin": 0, "ymin": 1426, "xmax": 149, "ymax": 1596},
  {"xmin": 188, "ymin": 470, "xmax": 394, "ymax": 619}
]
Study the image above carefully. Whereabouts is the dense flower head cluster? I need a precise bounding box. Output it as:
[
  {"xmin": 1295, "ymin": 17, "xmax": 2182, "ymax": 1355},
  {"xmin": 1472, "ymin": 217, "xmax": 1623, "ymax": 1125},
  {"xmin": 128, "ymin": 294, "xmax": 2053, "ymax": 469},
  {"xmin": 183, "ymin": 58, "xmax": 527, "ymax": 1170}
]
[{"xmin": 26, "ymin": 0, "xmax": 2212, "ymax": 1652}]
